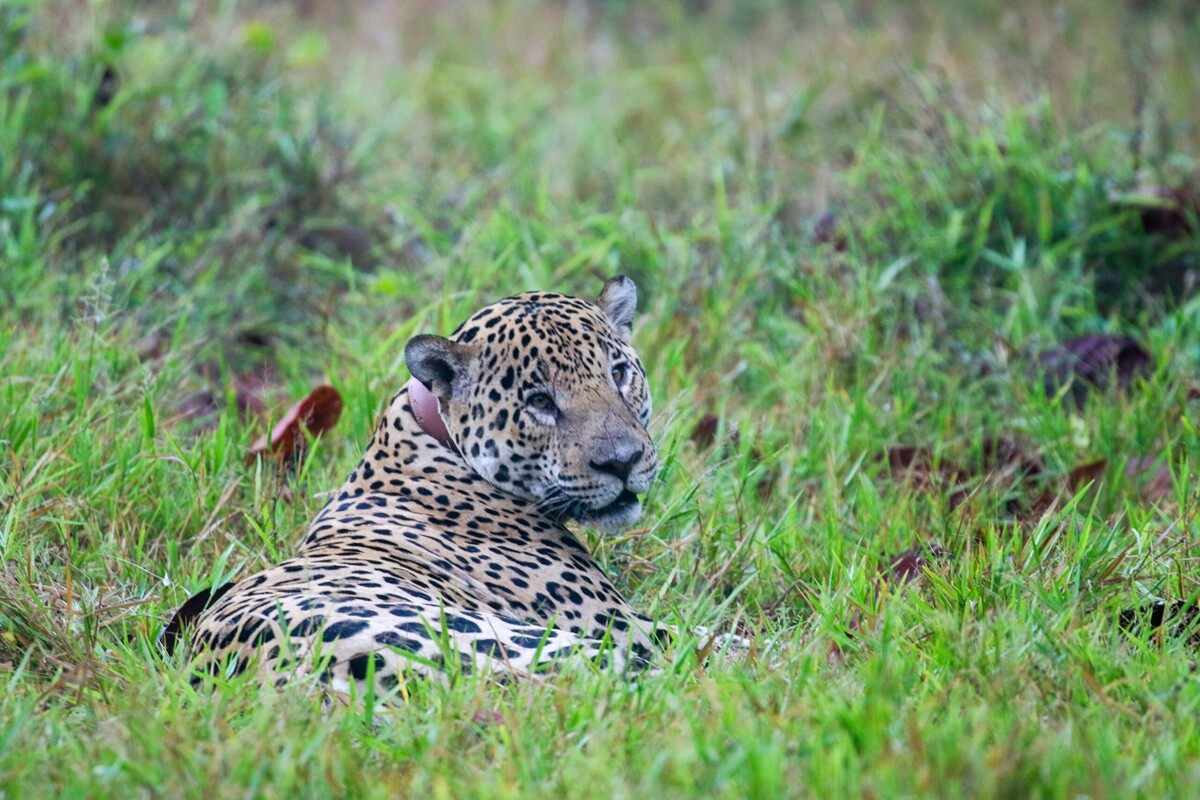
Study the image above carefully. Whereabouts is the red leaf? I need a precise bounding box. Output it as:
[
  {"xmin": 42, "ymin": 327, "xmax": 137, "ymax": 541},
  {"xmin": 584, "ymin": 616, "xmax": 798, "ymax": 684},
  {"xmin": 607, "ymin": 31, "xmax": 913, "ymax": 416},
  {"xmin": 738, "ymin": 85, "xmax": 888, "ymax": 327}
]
[{"xmin": 246, "ymin": 385, "xmax": 344, "ymax": 466}]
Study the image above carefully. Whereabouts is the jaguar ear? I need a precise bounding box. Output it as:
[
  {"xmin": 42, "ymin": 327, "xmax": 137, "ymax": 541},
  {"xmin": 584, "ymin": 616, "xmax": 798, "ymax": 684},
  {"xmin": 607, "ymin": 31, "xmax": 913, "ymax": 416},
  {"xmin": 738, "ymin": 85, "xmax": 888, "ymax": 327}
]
[
  {"xmin": 597, "ymin": 275, "xmax": 637, "ymax": 341},
  {"xmin": 405, "ymin": 335, "xmax": 474, "ymax": 401}
]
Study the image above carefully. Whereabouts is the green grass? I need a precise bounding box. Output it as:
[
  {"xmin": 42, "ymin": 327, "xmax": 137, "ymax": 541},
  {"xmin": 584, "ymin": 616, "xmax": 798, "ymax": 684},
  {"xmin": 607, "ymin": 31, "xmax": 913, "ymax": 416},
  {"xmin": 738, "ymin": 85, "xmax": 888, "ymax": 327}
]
[{"xmin": 4, "ymin": 0, "xmax": 1200, "ymax": 796}]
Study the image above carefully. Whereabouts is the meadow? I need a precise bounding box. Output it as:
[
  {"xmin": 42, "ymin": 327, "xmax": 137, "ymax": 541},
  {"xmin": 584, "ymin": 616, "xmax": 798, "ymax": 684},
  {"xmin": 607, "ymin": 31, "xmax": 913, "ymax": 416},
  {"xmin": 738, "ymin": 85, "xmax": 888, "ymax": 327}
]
[{"xmin": 3, "ymin": 0, "xmax": 1200, "ymax": 796}]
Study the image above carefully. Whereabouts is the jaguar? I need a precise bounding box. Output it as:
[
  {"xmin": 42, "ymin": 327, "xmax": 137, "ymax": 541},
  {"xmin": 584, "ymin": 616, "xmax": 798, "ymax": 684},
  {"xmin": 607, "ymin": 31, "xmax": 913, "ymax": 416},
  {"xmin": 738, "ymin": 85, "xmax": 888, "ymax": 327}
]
[{"xmin": 169, "ymin": 275, "xmax": 672, "ymax": 695}]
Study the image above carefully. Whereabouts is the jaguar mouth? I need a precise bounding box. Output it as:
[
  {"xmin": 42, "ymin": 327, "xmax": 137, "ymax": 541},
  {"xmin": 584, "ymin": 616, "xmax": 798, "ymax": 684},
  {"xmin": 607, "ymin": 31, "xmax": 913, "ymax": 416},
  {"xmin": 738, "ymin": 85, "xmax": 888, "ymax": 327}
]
[
  {"xmin": 539, "ymin": 488, "xmax": 643, "ymax": 531},
  {"xmin": 590, "ymin": 489, "xmax": 639, "ymax": 517},
  {"xmin": 581, "ymin": 490, "xmax": 642, "ymax": 530}
]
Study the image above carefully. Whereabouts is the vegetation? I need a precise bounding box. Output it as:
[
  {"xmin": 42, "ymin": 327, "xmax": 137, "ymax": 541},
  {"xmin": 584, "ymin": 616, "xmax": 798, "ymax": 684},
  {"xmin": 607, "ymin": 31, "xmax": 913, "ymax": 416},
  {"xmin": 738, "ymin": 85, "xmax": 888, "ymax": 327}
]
[{"xmin": 3, "ymin": 0, "xmax": 1200, "ymax": 796}]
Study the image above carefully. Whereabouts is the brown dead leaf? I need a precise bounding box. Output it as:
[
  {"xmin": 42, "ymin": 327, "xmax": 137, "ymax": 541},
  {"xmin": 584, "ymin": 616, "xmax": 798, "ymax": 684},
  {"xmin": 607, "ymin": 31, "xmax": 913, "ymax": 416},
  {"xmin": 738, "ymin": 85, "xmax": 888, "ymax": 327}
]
[
  {"xmin": 1023, "ymin": 459, "xmax": 1108, "ymax": 521},
  {"xmin": 883, "ymin": 437, "xmax": 1043, "ymax": 512},
  {"xmin": 173, "ymin": 381, "xmax": 269, "ymax": 430},
  {"xmin": 472, "ymin": 709, "xmax": 505, "ymax": 726},
  {"xmin": 755, "ymin": 475, "xmax": 775, "ymax": 502},
  {"xmin": 246, "ymin": 385, "xmax": 344, "ymax": 467},
  {"xmin": 172, "ymin": 359, "xmax": 280, "ymax": 431},
  {"xmin": 1141, "ymin": 465, "xmax": 1175, "ymax": 504},
  {"xmin": 137, "ymin": 332, "xmax": 168, "ymax": 363},
  {"xmin": 1038, "ymin": 335, "xmax": 1153, "ymax": 408},
  {"xmin": 977, "ymin": 435, "xmax": 1045, "ymax": 479},
  {"xmin": 690, "ymin": 413, "xmax": 774, "ymax": 499},
  {"xmin": 1023, "ymin": 453, "xmax": 1178, "ymax": 521},
  {"xmin": 690, "ymin": 413, "xmax": 742, "ymax": 453},
  {"xmin": 1066, "ymin": 459, "xmax": 1110, "ymax": 490},
  {"xmin": 881, "ymin": 542, "xmax": 948, "ymax": 589},
  {"xmin": 691, "ymin": 415, "xmax": 721, "ymax": 451},
  {"xmin": 1114, "ymin": 185, "xmax": 1200, "ymax": 240},
  {"xmin": 173, "ymin": 391, "xmax": 222, "ymax": 426},
  {"xmin": 812, "ymin": 210, "xmax": 849, "ymax": 252},
  {"xmin": 884, "ymin": 445, "xmax": 966, "ymax": 487},
  {"xmin": 829, "ymin": 542, "xmax": 951, "ymax": 665},
  {"xmin": 884, "ymin": 444, "xmax": 933, "ymax": 475},
  {"xmin": 299, "ymin": 222, "xmax": 376, "ymax": 266},
  {"xmin": 1125, "ymin": 456, "xmax": 1175, "ymax": 505}
]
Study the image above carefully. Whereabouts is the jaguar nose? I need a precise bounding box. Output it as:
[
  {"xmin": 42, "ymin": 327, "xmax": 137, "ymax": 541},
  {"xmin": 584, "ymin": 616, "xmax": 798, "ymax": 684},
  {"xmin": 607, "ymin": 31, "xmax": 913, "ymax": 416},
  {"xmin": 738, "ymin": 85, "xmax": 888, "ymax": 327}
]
[{"xmin": 590, "ymin": 446, "xmax": 644, "ymax": 483}]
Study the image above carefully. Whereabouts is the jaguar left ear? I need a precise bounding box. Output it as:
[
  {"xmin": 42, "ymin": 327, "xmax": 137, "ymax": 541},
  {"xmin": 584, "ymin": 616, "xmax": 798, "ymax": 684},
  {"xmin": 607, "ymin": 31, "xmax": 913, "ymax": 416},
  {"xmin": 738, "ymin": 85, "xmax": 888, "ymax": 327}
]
[
  {"xmin": 405, "ymin": 335, "xmax": 475, "ymax": 401},
  {"xmin": 597, "ymin": 275, "xmax": 637, "ymax": 341}
]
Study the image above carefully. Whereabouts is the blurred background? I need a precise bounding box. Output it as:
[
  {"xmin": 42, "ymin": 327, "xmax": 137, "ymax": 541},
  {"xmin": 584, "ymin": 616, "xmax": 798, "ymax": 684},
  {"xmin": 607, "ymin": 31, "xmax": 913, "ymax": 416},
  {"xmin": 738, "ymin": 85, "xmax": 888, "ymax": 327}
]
[{"xmin": 6, "ymin": 1, "xmax": 1198, "ymax": 350}]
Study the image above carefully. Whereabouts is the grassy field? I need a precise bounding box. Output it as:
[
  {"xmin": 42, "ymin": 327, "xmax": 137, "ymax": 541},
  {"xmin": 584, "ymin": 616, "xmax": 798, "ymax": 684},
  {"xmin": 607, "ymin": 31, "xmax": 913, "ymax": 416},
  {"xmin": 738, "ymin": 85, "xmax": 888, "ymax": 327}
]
[{"xmin": 4, "ymin": 0, "xmax": 1200, "ymax": 796}]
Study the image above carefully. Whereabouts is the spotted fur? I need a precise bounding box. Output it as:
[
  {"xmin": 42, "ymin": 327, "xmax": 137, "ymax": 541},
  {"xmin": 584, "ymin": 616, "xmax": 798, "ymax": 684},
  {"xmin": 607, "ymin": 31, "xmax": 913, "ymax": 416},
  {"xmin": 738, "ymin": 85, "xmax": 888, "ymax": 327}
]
[{"xmin": 182, "ymin": 276, "xmax": 669, "ymax": 695}]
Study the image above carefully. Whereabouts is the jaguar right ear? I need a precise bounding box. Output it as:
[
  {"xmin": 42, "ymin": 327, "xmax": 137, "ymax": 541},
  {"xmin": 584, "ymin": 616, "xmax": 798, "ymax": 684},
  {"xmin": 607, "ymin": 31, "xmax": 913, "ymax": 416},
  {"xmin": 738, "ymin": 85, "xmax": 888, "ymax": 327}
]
[
  {"xmin": 597, "ymin": 275, "xmax": 637, "ymax": 341},
  {"xmin": 405, "ymin": 335, "xmax": 475, "ymax": 402}
]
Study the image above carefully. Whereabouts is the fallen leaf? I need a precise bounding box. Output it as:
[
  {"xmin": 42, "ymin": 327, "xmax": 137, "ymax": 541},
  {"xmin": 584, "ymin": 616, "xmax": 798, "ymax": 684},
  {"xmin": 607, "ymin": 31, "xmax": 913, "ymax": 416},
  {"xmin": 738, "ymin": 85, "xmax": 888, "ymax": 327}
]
[
  {"xmin": 1022, "ymin": 459, "xmax": 1108, "ymax": 520},
  {"xmin": 690, "ymin": 413, "xmax": 742, "ymax": 453},
  {"xmin": 885, "ymin": 444, "xmax": 932, "ymax": 474},
  {"xmin": 883, "ymin": 438, "xmax": 1042, "ymax": 511},
  {"xmin": 172, "ymin": 359, "xmax": 280, "ymax": 431},
  {"xmin": 881, "ymin": 542, "xmax": 948, "ymax": 588},
  {"xmin": 691, "ymin": 415, "xmax": 721, "ymax": 451},
  {"xmin": 299, "ymin": 222, "xmax": 376, "ymax": 266},
  {"xmin": 976, "ymin": 435, "xmax": 1044, "ymax": 480},
  {"xmin": 885, "ymin": 444, "xmax": 968, "ymax": 508},
  {"xmin": 1022, "ymin": 453, "xmax": 1180, "ymax": 520},
  {"xmin": 472, "ymin": 709, "xmax": 505, "ymax": 726},
  {"xmin": 691, "ymin": 412, "xmax": 773, "ymax": 499},
  {"xmin": 174, "ymin": 391, "xmax": 221, "ymax": 426},
  {"xmin": 812, "ymin": 210, "xmax": 848, "ymax": 252},
  {"xmin": 755, "ymin": 474, "xmax": 776, "ymax": 502},
  {"xmin": 830, "ymin": 542, "xmax": 951, "ymax": 666},
  {"xmin": 235, "ymin": 384, "xmax": 269, "ymax": 418},
  {"xmin": 1066, "ymin": 459, "xmax": 1109, "ymax": 490},
  {"xmin": 1141, "ymin": 465, "xmax": 1175, "ymax": 504},
  {"xmin": 235, "ymin": 329, "xmax": 276, "ymax": 350},
  {"xmin": 246, "ymin": 385, "xmax": 344, "ymax": 467},
  {"xmin": 173, "ymin": 379, "xmax": 269, "ymax": 430},
  {"xmin": 137, "ymin": 332, "xmax": 168, "ymax": 363},
  {"xmin": 1125, "ymin": 456, "xmax": 1175, "ymax": 505},
  {"xmin": 1113, "ymin": 185, "xmax": 1200, "ymax": 240},
  {"xmin": 884, "ymin": 445, "xmax": 966, "ymax": 486},
  {"xmin": 1038, "ymin": 335, "xmax": 1153, "ymax": 408}
]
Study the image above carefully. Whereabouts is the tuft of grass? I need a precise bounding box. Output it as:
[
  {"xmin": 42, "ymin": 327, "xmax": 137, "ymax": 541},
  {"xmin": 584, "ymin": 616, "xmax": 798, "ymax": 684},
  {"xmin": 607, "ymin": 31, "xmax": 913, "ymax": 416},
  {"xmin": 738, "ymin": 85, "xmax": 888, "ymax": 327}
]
[{"xmin": 3, "ymin": 0, "xmax": 1200, "ymax": 797}]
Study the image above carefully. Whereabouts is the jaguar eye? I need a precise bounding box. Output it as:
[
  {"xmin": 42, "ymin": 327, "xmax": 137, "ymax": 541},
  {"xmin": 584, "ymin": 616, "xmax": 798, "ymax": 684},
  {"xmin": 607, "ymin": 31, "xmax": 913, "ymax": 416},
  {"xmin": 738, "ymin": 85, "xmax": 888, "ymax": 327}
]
[
  {"xmin": 611, "ymin": 364, "xmax": 628, "ymax": 387},
  {"xmin": 526, "ymin": 392, "xmax": 556, "ymax": 412}
]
